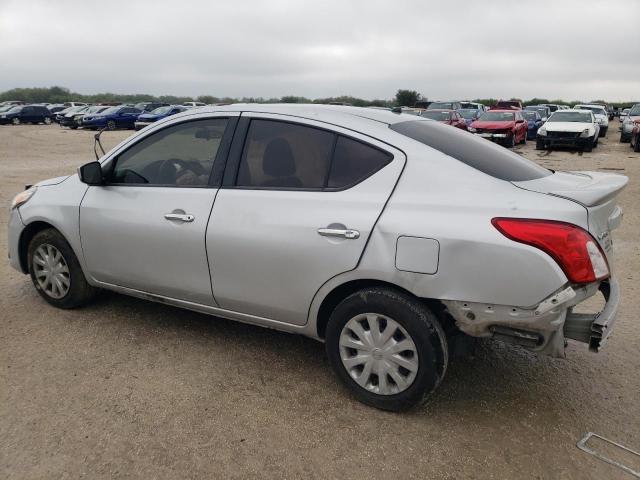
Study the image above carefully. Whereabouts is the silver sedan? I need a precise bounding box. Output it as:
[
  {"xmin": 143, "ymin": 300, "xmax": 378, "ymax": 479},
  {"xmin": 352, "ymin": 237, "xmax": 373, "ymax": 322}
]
[{"xmin": 8, "ymin": 104, "xmax": 626, "ymax": 410}]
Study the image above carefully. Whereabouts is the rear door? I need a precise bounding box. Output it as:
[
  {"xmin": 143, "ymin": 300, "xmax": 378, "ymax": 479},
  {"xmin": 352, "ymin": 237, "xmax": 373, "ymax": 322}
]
[
  {"xmin": 206, "ymin": 114, "xmax": 405, "ymax": 325},
  {"xmin": 80, "ymin": 114, "xmax": 238, "ymax": 305}
]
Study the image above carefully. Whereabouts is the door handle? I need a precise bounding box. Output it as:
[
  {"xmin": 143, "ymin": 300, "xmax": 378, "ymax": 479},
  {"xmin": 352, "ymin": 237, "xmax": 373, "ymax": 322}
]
[
  {"xmin": 164, "ymin": 213, "xmax": 195, "ymax": 222},
  {"xmin": 317, "ymin": 228, "xmax": 360, "ymax": 239}
]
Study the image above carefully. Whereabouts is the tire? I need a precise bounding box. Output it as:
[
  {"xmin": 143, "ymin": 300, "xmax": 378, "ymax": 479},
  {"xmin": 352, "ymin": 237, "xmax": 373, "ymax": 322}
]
[
  {"xmin": 583, "ymin": 144, "xmax": 592, "ymax": 152},
  {"xmin": 599, "ymin": 126, "xmax": 608, "ymax": 138},
  {"xmin": 620, "ymin": 132, "xmax": 628, "ymax": 143},
  {"xmin": 594, "ymin": 136, "xmax": 599, "ymax": 148},
  {"xmin": 520, "ymin": 130, "xmax": 527, "ymax": 144},
  {"xmin": 11, "ymin": 117, "xmax": 20, "ymax": 125},
  {"xmin": 508, "ymin": 133, "xmax": 516, "ymax": 148},
  {"xmin": 325, "ymin": 287, "xmax": 448, "ymax": 411},
  {"xmin": 106, "ymin": 120, "xmax": 116, "ymax": 130},
  {"xmin": 27, "ymin": 228, "xmax": 97, "ymax": 309},
  {"xmin": 535, "ymin": 139, "xmax": 545, "ymax": 150},
  {"xmin": 634, "ymin": 137, "xmax": 640, "ymax": 152},
  {"xmin": 43, "ymin": 117, "xmax": 52, "ymax": 125}
]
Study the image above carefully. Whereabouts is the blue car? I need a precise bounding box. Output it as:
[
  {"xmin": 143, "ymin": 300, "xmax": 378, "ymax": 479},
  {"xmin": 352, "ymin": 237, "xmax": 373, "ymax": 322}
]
[
  {"xmin": 134, "ymin": 105, "xmax": 188, "ymax": 130},
  {"xmin": 457, "ymin": 108, "xmax": 482, "ymax": 127},
  {"xmin": 82, "ymin": 106, "xmax": 142, "ymax": 130},
  {"xmin": 522, "ymin": 110, "xmax": 543, "ymax": 139}
]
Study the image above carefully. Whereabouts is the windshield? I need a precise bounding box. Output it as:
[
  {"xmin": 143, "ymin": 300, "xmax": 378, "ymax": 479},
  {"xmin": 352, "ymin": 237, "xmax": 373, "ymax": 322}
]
[
  {"xmin": 390, "ymin": 120, "xmax": 550, "ymax": 181},
  {"xmin": 525, "ymin": 107, "xmax": 547, "ymax": 116},
  {"xmin": 428, "ymin": 102, "xmax": 454, "ymax": 110},
  {"xmin": 150, "ymin": 106, "xmax": 172, "ymax": 115},
  {"xmin": 547, "ymin": 112, "xmax": 592, "ymax": 123},
  {"xmin": 575, "ymin": 105, "xmax": 606, "ymax": 115},
  {"xmin": 101, "ymin": 107, "xmax": 121, "ymax": 115},
  {"xmin": 522, "ymin": 111, "xmax": 539, "ymax": 120},
  {"xmin": 629, "ymin": 105, "xmax": 640, "ymax": 116},
  {"xmin": 479, "ymin": 111, "xmax": 514, "ymax": 121},
  {"xmin": 0, "ymin": 105, "xmax": 13, "ymax": 113},
  {"xmin": 7, "ymin": 106, "xmax": 23, "ymax": 113},
  {"xmin": 420, "ymin": 111, "xmax": 451, "ymax": 121},
  {"xmin": 458, "ymin": 109, "xmax": 478, "ymax": 119}
]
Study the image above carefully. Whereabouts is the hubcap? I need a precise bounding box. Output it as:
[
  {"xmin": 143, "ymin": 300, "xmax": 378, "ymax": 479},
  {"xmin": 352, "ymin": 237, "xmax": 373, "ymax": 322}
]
[
  {"xmin": 339, "ymin": 313, "xmax": 419, "ymax": 395},
  {"xmin": 32, "ymin": 244, "xmax": 70, "ymax": 299}
]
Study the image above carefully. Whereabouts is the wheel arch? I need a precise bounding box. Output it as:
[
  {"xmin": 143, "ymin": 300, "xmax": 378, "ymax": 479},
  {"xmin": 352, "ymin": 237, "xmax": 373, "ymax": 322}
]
[
  {"xmin": 314, "ymin": 278, "xmax": 447, "ymax": 339},
  {"xmin": 18, "ymin": 221, "xmax": 68, "ymax": 273}
]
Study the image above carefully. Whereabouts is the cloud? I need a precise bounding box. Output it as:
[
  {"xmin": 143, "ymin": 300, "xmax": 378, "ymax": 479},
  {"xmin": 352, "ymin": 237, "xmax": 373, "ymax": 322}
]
[{"xmin": 1, "ymin": 0, "xmax": 638, "ymax": 100}]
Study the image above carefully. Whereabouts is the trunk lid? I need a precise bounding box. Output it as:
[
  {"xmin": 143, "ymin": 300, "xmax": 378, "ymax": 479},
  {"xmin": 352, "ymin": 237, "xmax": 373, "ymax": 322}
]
[{"xmin": 513, "ymin": 171, "xmax": 628, "ymax": 257}]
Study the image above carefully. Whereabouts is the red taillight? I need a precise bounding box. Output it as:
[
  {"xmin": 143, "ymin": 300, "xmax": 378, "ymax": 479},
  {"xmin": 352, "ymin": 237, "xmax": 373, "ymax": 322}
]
[{"xmin": 491, "ymin": 218, "xmax": 609, "ymax": 284}]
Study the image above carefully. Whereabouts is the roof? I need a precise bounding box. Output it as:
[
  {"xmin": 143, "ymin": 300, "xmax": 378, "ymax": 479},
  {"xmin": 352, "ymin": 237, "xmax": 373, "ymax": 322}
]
[{"xmin": 173, "ymin": 103, "xmax": 421, "ymax": 127}]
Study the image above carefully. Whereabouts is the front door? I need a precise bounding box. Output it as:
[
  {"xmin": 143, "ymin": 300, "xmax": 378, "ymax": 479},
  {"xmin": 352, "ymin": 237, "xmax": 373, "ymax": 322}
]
[
  {"xmin": 206, "ymin": 114, "xmax": 405, "ymax": 325},
  {"xmin": 80, "ymin": 115, "xmax": 236, "ymax": 305}
]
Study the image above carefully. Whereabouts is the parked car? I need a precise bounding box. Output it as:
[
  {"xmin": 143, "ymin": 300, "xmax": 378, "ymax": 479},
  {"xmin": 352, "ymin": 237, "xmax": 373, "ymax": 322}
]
[
  {"xmin": 182, "ymin": 101, "xmax": 206, "ymax": 108},
  {"xmin": 55, "ymin": 106, "xmax": 86, "ymax": 123},
  {"xmin": 427, "ymin": 101, "xmax": 462, "ymax": 110},
  {"xmin": 524, "ymin": 105, "xmax": 551, "ymax": 121},
  {"xmin": 536, "ymin": 110, "xmax": 600, "ymax": 151},
  {"xmin": 58, "ymin": 106, "xmax": 91, "ymax": 128},
  {"xmin": 67, "ymin": 106, "xmax": 110, "ymax": 129},
  {"xmin": 82, "ymin": 106, "xmax": 142, "ymax": 130},
  {"xmin": 63, "ymin": 102, "xmax": 88, "ymax": 107},
  {"xmin": 0, "ymin": 104, "xmax": 53, "ymax": 125},
  {"xmin": 493, "ymin": 100, "xmax": 523, "ymax": 110},
  {"xmin": 419, "ymin": 109, "xmax": 467, "ymax": 129},
  {"xmin": 620, "ymin": 104, "xmax": 640, "ymax": 142},
  {"xmin": 134, "ymin": 105, "xmax": 188, "ymax": 130},
  {"xmin": 47, "ymin": 104, "xmax": 67, "ymax": 115},
  {"xmin": 630, "ymin": 121, "xmax": 640, "ymax": 152},
  {"xmin": 133, "ymin": 102, "xmax": 170, "ymax": 113},
  {"xmin": 574, "ymin": 104, "xmax": 609, "ymax": 137},
  {"xmin": 541, "ymin": 104, "xmax": 562, "ymax": 113},
  {"xmin": 619, "ymin": 108, "xmax": 630, "ymax": 122},
  {"xmin": 459, "ymin": 101, "xmax": 487, "ymax": 111},
  {"xmin": 0, "ymin": 100, "xmax": 26, "ymax": 107},
  {"xmin": 522, "ymin": 111, "xmax": 544, "ymax": 139},
  {"xmin": 457, "ymin": 108, "xmax": 483, "ymax": 127},
  {"xmin": 8, "ymin": 104, "xmax": 626, "ymax": 411},
  {"xmin": 468, "ymin": 109, "xmax": 528, "ymax": 147}
]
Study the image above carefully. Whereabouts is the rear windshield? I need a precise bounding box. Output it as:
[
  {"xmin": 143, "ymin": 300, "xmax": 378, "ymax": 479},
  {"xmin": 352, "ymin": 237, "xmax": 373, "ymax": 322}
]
[
  {"xmin": 420, "ymin": 111, "xmax": 451, "ymax": 121},
  {"xmin": 389, "ymin": 120, "xmax": 551, "ymax": 181}
]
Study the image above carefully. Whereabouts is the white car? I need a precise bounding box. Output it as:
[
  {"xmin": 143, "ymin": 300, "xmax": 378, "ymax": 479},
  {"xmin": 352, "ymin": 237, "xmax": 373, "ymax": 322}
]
[
  {"xmin": 620, "ymin": 105, "xmax": 640, "ymax": 142},
  {"xmin": 574, "ymin": 104, "xmax": 609, "ymax": 137},
  {"xmin": 8, "ymin": 104, "xmax": 626, "ymax": 411},
  {"xmin": 536, "ymin": 109, "xmax": 600, "ymax": 151}
]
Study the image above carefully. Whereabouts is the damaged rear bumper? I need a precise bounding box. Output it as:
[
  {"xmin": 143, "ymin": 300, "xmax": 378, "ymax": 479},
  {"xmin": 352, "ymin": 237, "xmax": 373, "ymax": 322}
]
[{"xmin": 443, "ymin": 278, "xmax": 620, "ymax": 358}]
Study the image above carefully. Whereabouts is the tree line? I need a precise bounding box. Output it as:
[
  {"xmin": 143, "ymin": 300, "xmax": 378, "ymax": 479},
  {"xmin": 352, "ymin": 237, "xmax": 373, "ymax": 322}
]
[{"xmin": 0, "ymin": 86, "xmax": 636, "ymax": 109}]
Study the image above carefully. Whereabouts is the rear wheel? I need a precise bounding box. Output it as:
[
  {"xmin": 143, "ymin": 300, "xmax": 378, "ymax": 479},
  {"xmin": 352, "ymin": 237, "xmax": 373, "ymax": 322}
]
[
  {"xmin": 520, "ymin": 130, "xmax": 527, "ymax": 144},
  {"xmin": 106, "ymin": 120, "xmax": 116, "ymax": 130},
  {"xmin": 599, "ymin": 126, "xmax": 608, "ymax": 137},
  {"xmin": 43, "ymin": 117, "xmax": 52, "ymax": 125},
  {"xmin": 325, "ymin": 288, "xmax": 448, "ymax": 411},
  {"xmin": 27, "ymin": 229, "xmax": 97, "ymax": 309}
]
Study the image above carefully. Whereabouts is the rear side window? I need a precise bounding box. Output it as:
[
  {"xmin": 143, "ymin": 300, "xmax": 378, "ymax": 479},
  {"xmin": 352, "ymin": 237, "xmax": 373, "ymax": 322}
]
[
  {"xmin": 237, "ymin": 120, "xmax": 334, "ymax": 189},
  {"xmin": 328, "ymin": 137, "xmax": 392, "ymax": 188},
  {"xmin": 390, "ymin": 120, "xmax": 550, "ymax": 181},
  {"xmin": 235, "ymin": 119, "xmax": 393, "ymax": 190}
]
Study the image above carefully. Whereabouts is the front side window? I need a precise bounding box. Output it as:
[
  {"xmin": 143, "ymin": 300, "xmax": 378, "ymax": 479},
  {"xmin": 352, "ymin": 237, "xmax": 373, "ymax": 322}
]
[
  {"xmin": 236, "ymin": 120, "xmax": 334, "ymax": 188},
  {"xmin": 111, "ymin": 118, "xmax": 228, "ymax": 186}
]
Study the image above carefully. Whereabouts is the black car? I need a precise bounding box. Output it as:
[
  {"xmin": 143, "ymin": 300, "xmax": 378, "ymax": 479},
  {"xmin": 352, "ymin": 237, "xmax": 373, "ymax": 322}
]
[{"xmin": 0, "ymin": 105, "xmax": 53, "ymax": 125}]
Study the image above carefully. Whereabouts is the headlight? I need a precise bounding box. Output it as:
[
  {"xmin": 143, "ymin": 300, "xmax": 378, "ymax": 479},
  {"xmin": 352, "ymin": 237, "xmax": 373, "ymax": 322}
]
[
  {"xmin": 11, "ymin": 186, "xmax": 37, "ymax": 209},
  {"xmin": 538, "ymin": 127, "xmax": 547, "ymax": 136},
  {"xmin": 580, "ymin": 129, "xmax": 591, "ymax": 138},
  {"xmin": 598, "ymin": 118, "xmax": 606, "ymax": 125},
  {"xmin": 468, "ymin": 127, "xmax": 476, "ymax": 132}
]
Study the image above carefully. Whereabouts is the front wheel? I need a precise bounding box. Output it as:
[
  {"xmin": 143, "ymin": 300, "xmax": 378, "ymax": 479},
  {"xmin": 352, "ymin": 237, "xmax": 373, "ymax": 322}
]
[
  {"xmin": 325, "ymin": 288, "xmax": 448, "ymax": 411},
  {"xmin": 27, "ymin": 228, "xmax": 97, "ymax": 309},
  {"xmin": 599, "ymin": 126, "xmax": 608, "ymax": 138},
  {"xmin": 535, "ymin": 139, "xmax": 545, "ymax": 150},
  {"xmin": 43, "ymin": 117, "xmax": 52, "ymax": 125},
  {"xmin": 634, "ymin": 137, "xmax": 640, "ymax": 152},
  {"xmin": 11, "ymin": 117, "xmax": 20, "ymax": 125},
  {"xmin": 106, "ymin": 120, "xmax": 116, "ymax": 130}
]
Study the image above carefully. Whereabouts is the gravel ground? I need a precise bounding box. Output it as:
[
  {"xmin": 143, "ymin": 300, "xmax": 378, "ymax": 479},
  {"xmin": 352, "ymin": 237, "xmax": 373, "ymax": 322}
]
[{"xmin": 1, "ymin": 122, "xmax": 638, "ymax": 479}]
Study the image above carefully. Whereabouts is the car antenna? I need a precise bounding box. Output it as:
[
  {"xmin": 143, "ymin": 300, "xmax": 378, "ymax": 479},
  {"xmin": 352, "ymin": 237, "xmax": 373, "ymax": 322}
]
[{"xmin": 93, "ymin": 127, "xmax": 107, "ymax": 160}]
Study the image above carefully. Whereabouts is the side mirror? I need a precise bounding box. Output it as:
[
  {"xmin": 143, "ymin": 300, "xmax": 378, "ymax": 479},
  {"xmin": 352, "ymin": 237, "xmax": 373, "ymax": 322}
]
[{"xmin": 78, "ymin": 161, "xmax": 104, "ymax": 185}]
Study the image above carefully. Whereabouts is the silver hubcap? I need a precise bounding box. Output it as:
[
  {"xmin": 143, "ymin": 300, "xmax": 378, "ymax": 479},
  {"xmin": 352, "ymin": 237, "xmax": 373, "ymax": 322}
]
[
  {"xmin": 339, "ymin": 313, "xmax": 419, "ymax": 395},
  {"xmin": 32, "ymin": 244, "xmax": 70, "ymax": 299}
]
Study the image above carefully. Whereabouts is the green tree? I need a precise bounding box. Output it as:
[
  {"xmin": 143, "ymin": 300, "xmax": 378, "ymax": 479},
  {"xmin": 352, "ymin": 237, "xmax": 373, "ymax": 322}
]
[{"xmin": 394, "ymin": 89, "xmax": 421, "ymax": 107}]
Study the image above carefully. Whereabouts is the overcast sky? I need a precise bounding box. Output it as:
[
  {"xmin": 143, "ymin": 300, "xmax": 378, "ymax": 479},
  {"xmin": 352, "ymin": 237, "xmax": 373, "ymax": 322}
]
[{"xmin": 1, "ymin": 0, "xmax": 638, "ymax": 101}]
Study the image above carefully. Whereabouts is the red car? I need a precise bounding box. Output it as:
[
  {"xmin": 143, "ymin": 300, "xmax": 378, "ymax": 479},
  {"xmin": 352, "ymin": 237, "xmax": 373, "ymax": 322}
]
[
  {"xmin": 469, "ymin": 109, "xmax": 528, "ymax": 147},
  {"xmin": 419, "ymin": 109, "xmax": 467, "ymax": 130},
  {"xmin": 630, "ymin": 121, "xmax": 640, "ymax": 152}
]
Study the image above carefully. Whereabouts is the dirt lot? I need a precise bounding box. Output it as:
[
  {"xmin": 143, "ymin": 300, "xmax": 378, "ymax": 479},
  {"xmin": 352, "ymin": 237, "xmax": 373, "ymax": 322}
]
[{"xmin": 1, "ymin": 122, "xmax": 639, "ymax": 479}]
